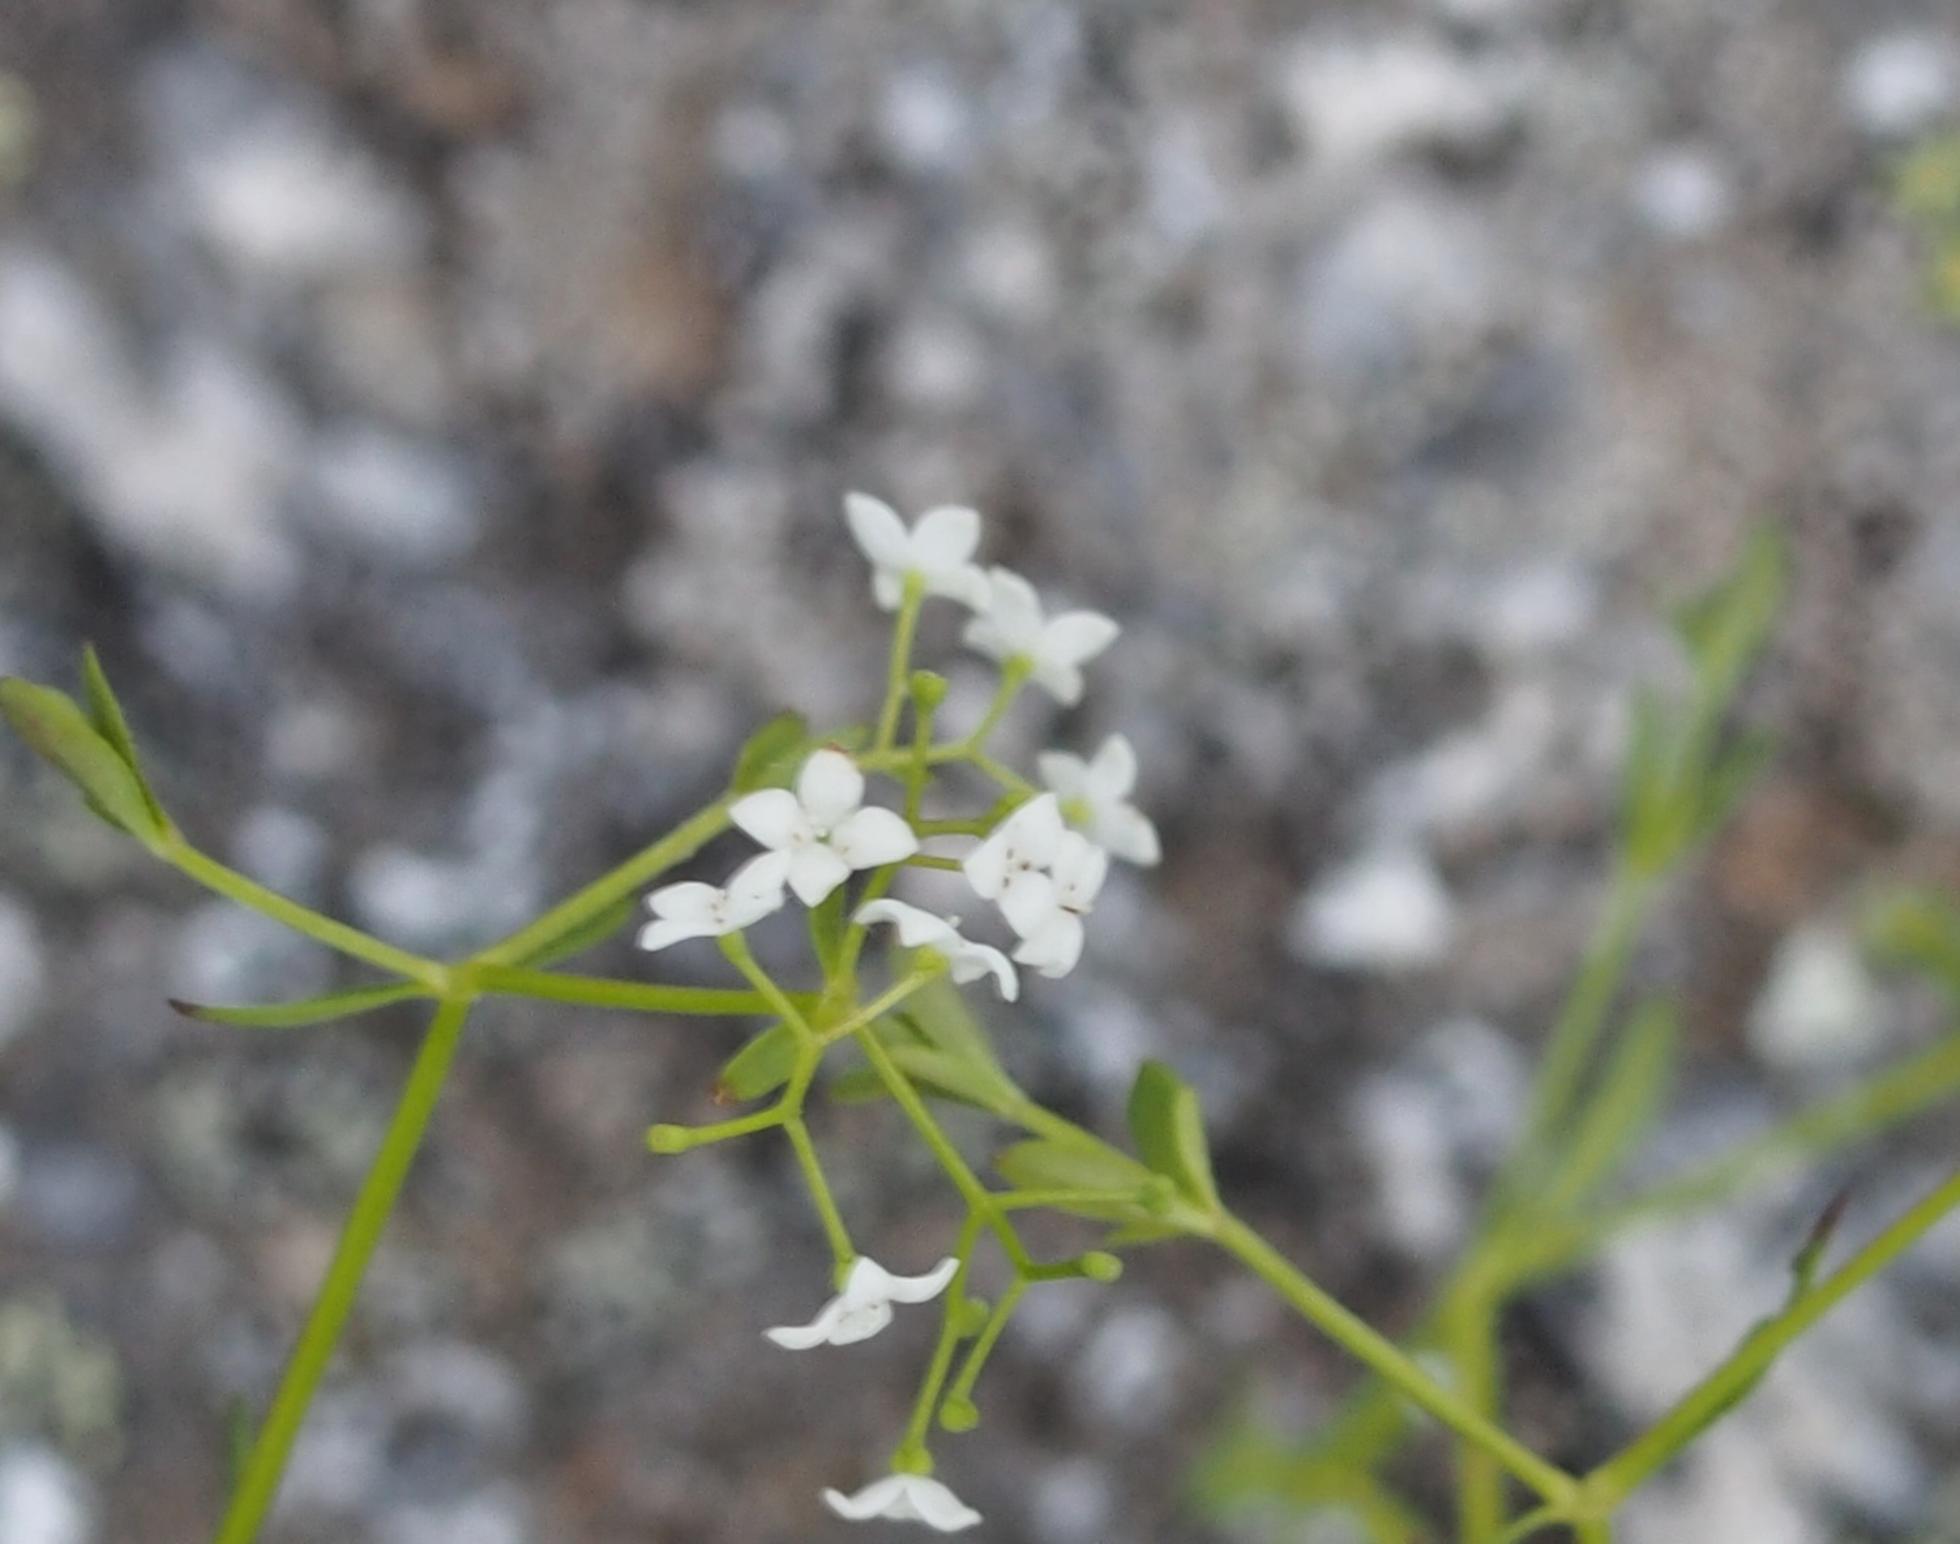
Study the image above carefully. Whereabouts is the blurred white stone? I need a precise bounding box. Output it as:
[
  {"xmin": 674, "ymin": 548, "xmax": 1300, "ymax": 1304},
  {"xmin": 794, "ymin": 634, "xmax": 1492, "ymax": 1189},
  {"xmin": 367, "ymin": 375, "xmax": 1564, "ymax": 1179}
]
[
  {"xmin": 1074, "ymin": 1308, "xmax": 1185, "ymax": 1431},
  {"xmin": 1029, "ymin": 1459, "xmax": 1114, "ymax": 1543},
  {"xmin": 183, "ymin": 110, "xmax": 425, "ymax": 284},
  {"xmin": 1842, "ymin": 32, "xmax": 1959, "ymax": 139},
  {"xmin": 1748, "ymin": 923, "xmax": 1883, "ymax": 1072},
  {"xmin": 1291, "ymin": 845, "xmax": 1455, "ymax": 973},
  {"xmin": 0, "ymin": 1445, "xmax": 91, "ymax": 1544},
  {"xmin": 1352, "ymin": 1076, "xmax": 1465, "ymax": 1256},
  {"xmin": 0, "ymin": 893, "xmax": 46, "ymax": 1051},
  {"xmin": 306, "ymin": 424, "xmax": 480, "ymax": 566},
  {"xmin": 880, "ymin": 69, "xmax": 971, "ymax": 173},
  {"xmin": 1633, "ymin": 146, "xmax": 1734, "ymax": 242},
  {"xmin": 1282, "ymin": 37, "xmax": 1519, "ymax": 168}
]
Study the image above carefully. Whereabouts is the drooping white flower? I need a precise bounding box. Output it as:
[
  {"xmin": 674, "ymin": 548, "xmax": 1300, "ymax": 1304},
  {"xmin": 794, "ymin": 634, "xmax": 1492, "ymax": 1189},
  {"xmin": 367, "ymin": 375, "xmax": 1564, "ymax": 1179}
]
[
  {"xmin": 845, "ymin": 493, "xmax": 991, "ymax": 611},
  {"xmin": 637, "ymin": 851, "xmax": 792, "ymax": 952},
  {"xmin": 730, "ymin": 749, "xmax": 919, "ymax": 907},
  {"xmin": 962, "ymin": 567, "xmax": 1120, "ymax": 705},
  {"xmin": 1008, "ymin": 830, "xmax": 1108, "ymax": 979},
  {"xmin": 962, "ymin": 792, "xmax": 1066, "ymax": 940},
  {"xmin": 1039, "ymin": 733, "xmax": 1161, "ymax": 866},
  {"xmin": 823, "ymin": 1472, "xmax": 982, "ymax": 1532},
  {"xmin": 765, "ymin": 1255, "xmax": 960, "ymax": 1350},
  {"xmin": 855, "ymin": 899, "xmax": 1019, "ymax": 1001}
]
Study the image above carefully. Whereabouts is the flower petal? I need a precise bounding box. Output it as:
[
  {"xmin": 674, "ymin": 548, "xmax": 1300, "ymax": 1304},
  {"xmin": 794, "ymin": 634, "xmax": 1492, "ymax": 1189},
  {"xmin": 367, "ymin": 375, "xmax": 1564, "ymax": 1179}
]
[
  {"xmin": 855, "ymin": 898, "xmax": 957, "ymax": 950},
  {"xmin": 910, "ymin": 505, "xmax": 981, "ymax": 570},
  {"xmin": 1014, "ymin": 912, "xmax": 1085, "ymax": 978},
  {"xmin": 1003, "ymin": 791, "xmax": 1066, "ymax": 863},
  {"xmin": 729, "ymin": 788, "xmax": 808, "ymax": 850},
  {"xmin": 872, "ymin": 568, "xmax": 906, "ymax": 611},
  {"xmin": 636, "ymin": 916, "xmax": 711, "ymax": 952},
  {"xmin": 823, "ymin": 1476, "xmax": 911, "ymax": 1522},
  {"xmin": 1052, "ymin": 832, "xmax": 1109, "ymax": 912},
  {"xmin": 1042, "ymin": 610, "xmax": 1121, "ymax": 668},
  {"xmin": 825, "ymin": 1297, "xmax": 895, "ymax": 1346},
  {"xmin": 645, "ymin": 880, "xmax": 722, "ymax": 923},
  {"xmin": 844, "ymin": 493, "xmax": 912, "ymax": 569},
  {"xmin": 960, "ymin": 614, "xmax": 1012, "ymax": 663},
  {"xmin": 831, "ymin": 807, "xmax": 919, "ymax": 869},
  {"xmin": 950, "ymin": 942, "xmax": 1020, "ymax": 1001},
  {"xmin": 936, "ymin": 563, "xmax": 993, "ymax": 610},
  {"xmin": 724, "ymin": 850, "xmax": 793, "ymax": 926},
  {"xmin": 903, "ymin": 1476, "xmax": 984, "ymax": 1532},
  {"xmin": 764, "ymin": 1294, "xmax": 852, "ymax": 1350},
  {"xmin": 1087, "ymin": 734, "xmax": 1139, "ymax": 800},
  {"xmin": 998, "ymin": 869, "xmax": 1059, "ymax": 940},
  {"xmin": 788, "ymin": 845, "xmax": 853, "ymax": 907},
  {"xmin": 1037, "ymin": 749, "xmax": 1089, "ymax": 800},
  {"xmin": 1030, "ymin": 657, "xmax": 1085, "ymax": 705},
  {"xmin": 798, "ymin": 748, "xmax": 865, "ymax": 829},
  {"xmin": 961, "ymin": 825, "xmax": 1013, "ymax": 900},
  {"xmin": 881, "ymin": 1255, "xmax": 960, "ymax": 1304},
  {"xmin": 1099, "ymin": 804, "xmax": 1162, "ymax": 867}
]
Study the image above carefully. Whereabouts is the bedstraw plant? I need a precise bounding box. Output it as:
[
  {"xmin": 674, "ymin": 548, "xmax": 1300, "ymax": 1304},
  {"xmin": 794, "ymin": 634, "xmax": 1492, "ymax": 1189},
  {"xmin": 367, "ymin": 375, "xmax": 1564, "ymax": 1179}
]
[{"xmin": 4, "ymin": 501, "xmax": 1959, "ymax": 1542}]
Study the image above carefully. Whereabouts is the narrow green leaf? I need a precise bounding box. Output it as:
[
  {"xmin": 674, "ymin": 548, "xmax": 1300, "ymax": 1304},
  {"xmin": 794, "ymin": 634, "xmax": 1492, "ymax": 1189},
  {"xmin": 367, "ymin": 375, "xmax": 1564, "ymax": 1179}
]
[
  {"xmin": 80, "ymin": 646, "xmax": 168, "ymax": 828},
  {"xmin": 730, "ymin": 711, "xmax": 812, "ymax": 793},
  {"xmin": 1127, "ymin": 1060, "xmax": 1221, "ymax": 1212},
  {"xmin": 888, "ymin": 974, "xmax": 1012, "ymax": 1087},
  {"xmin": 1863, "ymin": 889, "xmax": 1960, "ymax": 1000},
  {"xmin": 169, "ymin": 982, "xmax": 425, "ymax": 1029},
  {"xmin": 1788, "ymin": 1187, "xmax": 1853, "ymax": 1302},
  {"xmin": 1673, "ymin": 524, "xmax": 1786, "ymax": 692},
  {"xmin": 826, "ymin": 1064, "xmax": 890, "ymax": 1104},
  {"xmin": 1545, "ymin": 998, "xmax": 1678, "ymax": 1211},
  {"xmin": 0, "ymin": 678, "xmax": 169, "ymax": 845},
  {"xmin": 510, "ymin": 893, "xmax": 637, "ymax": 968},
  {"xmin": 1694, "ymin": 729, "xmax": 1775, "ymax": 842},
  {"xmin": 715, "ymin": 1021, "xmax": 799, "ymax": 1102},
  {"xmin": 829, "ymin": 1040, "xmax": 1018, "ymax": 1115},
  {"xmin": 995, "ymin": 1138, "xmax": 1160, "ymax": 1216}
]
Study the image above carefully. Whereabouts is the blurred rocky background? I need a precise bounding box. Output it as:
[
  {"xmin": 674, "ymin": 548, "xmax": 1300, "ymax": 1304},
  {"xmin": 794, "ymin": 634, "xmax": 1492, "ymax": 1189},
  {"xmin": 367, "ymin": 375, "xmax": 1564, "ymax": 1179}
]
[{"xmin": 4, "ymin": 1, "xmax": 1960, "ymax": 1540}]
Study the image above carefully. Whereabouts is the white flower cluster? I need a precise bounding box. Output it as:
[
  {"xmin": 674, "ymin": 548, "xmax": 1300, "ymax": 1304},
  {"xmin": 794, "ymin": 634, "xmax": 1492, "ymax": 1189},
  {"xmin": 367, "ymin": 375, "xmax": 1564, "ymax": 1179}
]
[
  {"xmin": 635, "ymin": 494, "xmax": 1162, "ymax": 1531},
  {"xmin": 637, "ymin": 493, "xmax": 1159, "ymax": 1002}
]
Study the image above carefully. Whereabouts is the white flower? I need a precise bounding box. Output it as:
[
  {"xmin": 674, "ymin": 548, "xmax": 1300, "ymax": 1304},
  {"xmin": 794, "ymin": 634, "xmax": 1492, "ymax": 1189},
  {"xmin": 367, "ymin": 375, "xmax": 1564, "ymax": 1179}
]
[
  {"xmin": 845, "ymin": 493, "xmax": 991, "ymax": 611},
  {"xmin": 962, "ymin": 567, "xmax": 1120, "ymax": 705},
  {"xmin": 1039, "ymin": 733, "xmax": 1161, "ymax": 866},
  {"xmin": 637, "ymin": 851, "xmax": 792, "ymax": 952},
  {"xmin": 823, "ymin": 1473, "xmax": 982, "ymax": 1532},
  {"xmin": 1008, "ymin": 830, "xmax": 1108, "ymax": 979},
  {"xmin": 855, "ymin": 899, "xmax": 1019, "ymax": 1001},
  {"xmin": 962, "ymin": 792, "xmax": 1067, "ymax": 940},
  {"xmin": 730, "ymin": 749, "xmax": 919, "ymax": 907},
  {"xmin": 764, "ymin": 1255, "xmax": 959, "ymax": 1349}
]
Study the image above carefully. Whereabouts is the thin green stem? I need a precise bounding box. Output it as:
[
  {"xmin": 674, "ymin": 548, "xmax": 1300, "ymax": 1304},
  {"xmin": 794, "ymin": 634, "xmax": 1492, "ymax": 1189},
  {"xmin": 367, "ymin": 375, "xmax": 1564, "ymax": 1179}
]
[
  {"xmin": 785, "ymin": 1114, "xmax": 854, "ymax": 1268},
  {"xmin": 819, "ymin": 971, "xmax": 937, "ymax": 1047},
  {"xmin": 969, "ymin": 751, "xmax": 1035, "ymax": 798},
  {"xmin": 649, "ymin": 1103, "xmax": 790, "ymax": 1150},
  {"xmin": 945, "ymin": 1277, "xmax": 1025, "ymax": 1415},
  {"xmin": 897, "ymin": 1215, "xmax": 983, "ymax": 1465},
  {"xmin": 720, "ymin": 933, "xmax": 815, "ymax": 1040},
  {"xmin": 1212, "ymin": 1213, "xmax": 1575, "ymax": 1507},
  {"xmin": 875, "ymin": 579, "xmax": 926, "ymax": 753},
  {"xmin": 479, "ymin": 797, "xmax": 731, "ymax": 967},
  {"xmin": 959, "ymin": 660, "xmax": 1029, "ymax": 752},
  {"xmin": 1450, "ymin": 1291, "xmax": 1505, "ymax": 1544},
  {"xmin": 164, "ymin": 838, "xmax": 442, "ymax": 988},
  {"xmin": 213, "ymin": 996, "xmax": 472, "ymax": 1544},
  {"xmin": 1585, "ymin": 1167, "xmax": 1960, "ymax": 1504},
  {"xmin": 470, "ymin": 965, "xmax": 782, "ymax": 1017}
]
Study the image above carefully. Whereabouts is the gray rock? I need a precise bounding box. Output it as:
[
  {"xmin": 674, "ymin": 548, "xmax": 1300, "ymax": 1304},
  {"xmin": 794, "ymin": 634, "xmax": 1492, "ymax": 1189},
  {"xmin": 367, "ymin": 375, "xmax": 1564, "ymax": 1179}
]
[
  {"xmin": 0, "ymin": 893, "xmax": 47, "ymax": 1051},
  {"xmin": 1290, "ymin": 844, "xmax": 1456, "ymax": 974}
]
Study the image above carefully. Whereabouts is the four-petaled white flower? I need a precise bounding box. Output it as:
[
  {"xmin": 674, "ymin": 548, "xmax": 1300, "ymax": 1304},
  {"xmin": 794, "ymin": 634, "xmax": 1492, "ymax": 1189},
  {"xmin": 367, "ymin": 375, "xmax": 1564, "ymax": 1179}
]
[
  {"xmin": 765, "ymin": 1255, "xmax": 960, "ymax": 1349},
  {"xmin": 637, "ymin": 851, "xmax": 792, "ymax": 952},
  {"xmin": 962, "ymin": 567, "xmax": 1120, "ymax": 705},
  {"xmin": 823, "ymin": 1473, "xmax": 982, "ymax": 1533},
  {"xmin": 845, "ymin": 493, "xmax": 991, "ymax": 612},
  {"xmin": 1039, "ymin": 733, "xmax": 1161, "ymax": 867},
  {"xmin": 731, "ymin": 749, "xmax": 919, "ymax": 907},
  {"xmin": 855, "ymin": 899, "xmax": 1020, "ymax": 1001},
  {"xmin": 962, "ymin": 792, "xmax": 1068, "ymax": 940},
  {"xmin": 1008, "ymin": 830, "xmax": 1108, "ymax": 979}
]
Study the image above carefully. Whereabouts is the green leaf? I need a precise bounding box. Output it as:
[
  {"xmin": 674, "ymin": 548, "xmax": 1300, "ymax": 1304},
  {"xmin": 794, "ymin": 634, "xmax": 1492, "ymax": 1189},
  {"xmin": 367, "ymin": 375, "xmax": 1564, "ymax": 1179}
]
[
  {"xmin": 715, "ymin": 1021, "xmax": 799, "ymax": 1102},
  {"xmin": 730, "ymin": 712, "xmax": 813, "ymax": 792},
  {"xmin": 995, "ymin": 1138, "xmax": 1160, "ymax": 1219},
  {"xmin": 0, "ymin": 677, "xmax": 170, "ymax": 846},
  {"xmin": 888, "ymin": 974, "xmax": 1013, "ymax": 1088},
  {"xmin": 829, "ymin": 1041, "xmax": 1018, "ymax": 1115},
  {"xmin": 80, "ymin": 646, "xmax": 168, "ymax": 829},
  {"xmin": 1863, "ymin": 889, "xmax": 1960, "ymax": 1000},
  {"xmin": 1788, "ymin": 1187, "xmax": 1852, "ymax": 1302},
  {"xmin": 1673, "ymin": 523, "xmax": 1786, "ymax": 694},
  {"xmin": 1127, "ymin": 1060, "xmax": 1221, "ymax": 1212},
  {"xmin": 511, "ymin": 893, "xmax": 638, "ymax": 968},
  {"xmin": 1693, "ymin": 728, "xmax": 1775, "ymax": 842},
  {"xmin": 169, "ymin": 982, "xmax": 425, "ymax": 1029},
  {"xmin": 1545, "ymin": 998, "xmax": 1678, "ymax": 1211}
]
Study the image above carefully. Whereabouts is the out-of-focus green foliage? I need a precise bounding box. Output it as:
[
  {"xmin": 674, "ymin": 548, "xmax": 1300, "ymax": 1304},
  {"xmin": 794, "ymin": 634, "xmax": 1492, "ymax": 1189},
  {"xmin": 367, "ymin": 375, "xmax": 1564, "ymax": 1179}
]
[{"xmin": 1896, "ymin": 132, "xmax": 1960, "ymax": 322}]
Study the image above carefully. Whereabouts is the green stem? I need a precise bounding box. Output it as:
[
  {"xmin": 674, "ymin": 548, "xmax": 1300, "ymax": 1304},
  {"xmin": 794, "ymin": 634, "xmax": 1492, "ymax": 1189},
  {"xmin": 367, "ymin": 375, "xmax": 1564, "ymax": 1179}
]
[
  {"xmin": 897, "ymin": 1215, "xmax": 983, "ymax": 1464},
  {"xmin": 720, "ymin": 934, "xmax": 815, "ymax": 1039},
  {"xmin": 1450, "ymin": 1291, "xmax": 1505, "ymax": 1544},
  {"xmin": 478, "ymin": 797, "xmax": 731, "ymax": 967},
  {"xmin": 164, "ymin": 838, "xmax": 442, "ymax": 988},
  {"xmin": 1585, "ymin": 1167, "xmax": 1960, "ymax": 1505},
  {"xmin": 785, "ymin": 1113, "xmax": 854, "ymax": 1267},
  {"xmin": 470, "ymin": 965, "xmax": 782, "ymax": 1017},
  {"xmin": 213, "ymin": 996, "xmax": 472, "ymax": 1544},
  {"xmin": 945, "ymin": 1277, "xmax": 1025, "ymax": 1414},
  {"xmin": 875, "ymin": 580, "xmax": 926, "ymax": 753},
  {"xmin": 960, "ymin": 660, "xmax": 1029, "ymax": 752},
  {"xmin": 1212, "ymin": 1213, "xmax": 1575, "ymax": 1507}
]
